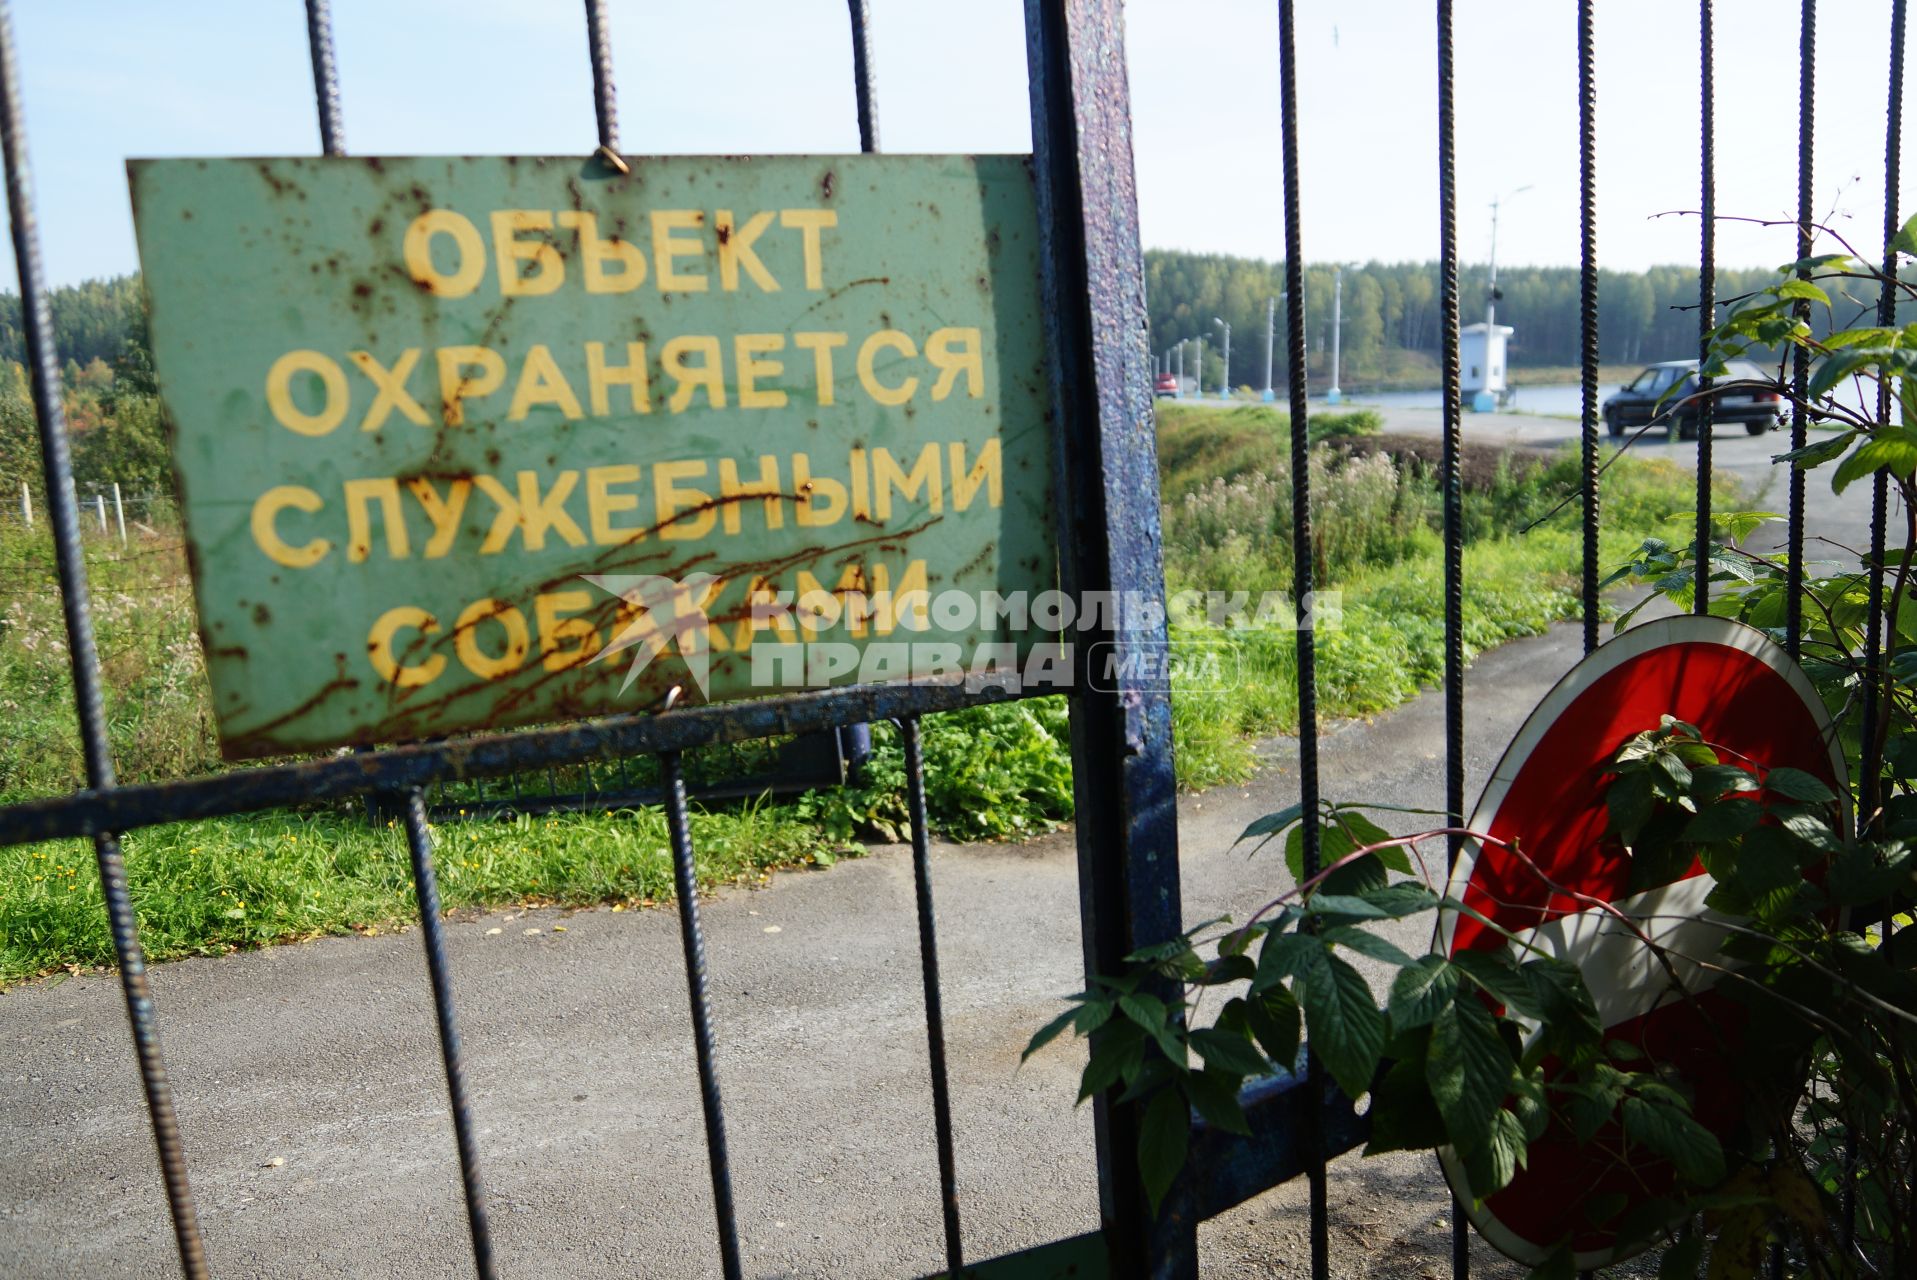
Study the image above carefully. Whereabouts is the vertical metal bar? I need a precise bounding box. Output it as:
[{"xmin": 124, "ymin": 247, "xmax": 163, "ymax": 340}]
[
  {"xmin": 583, "ymin": 0, "xmax": 619, "ymax": 154},
  {"xmin": 1276, "ymin": 4, "xmax": 1328, "ymax": 1278},
  {"xmin": 1864, "ymin": 0, "xmax": 1907, "ymax": 836},
  {"xmin": 1436, "ymin": 4, "xmax": 1470, "ymax": 1276},
  {"xmin": 1023, "ymin": 1, "xmax": 1187, "ymax": 1274},
  {"xmin": 661, "ymin": 749, "xmax": 744, "ymax": 1280},
  {"xmin": 900, "ymin": 718, "xmax": 963, "ymax": 1272},
  {"xmin": 1694, "ymin": 0, "xmax": 1716, "ymax": 615},
  {"xmin": 401, "ymin": 790, "xmax": 496, "ymax": 1278},
  {"xmin": 1788, "ymin": 0, "xmax": 1816, "ymax": 659},
  {"xmin": 848, "ymin": 0, "xmax": 880, "ymax": 153},
  {"xmin": 113, "ymin": 481, "xmax": 126, "ymax": 548},
  {"xmin": 94, "ymin": 832, "xmax": 207, "ymax": 1278},
  {"xmin": 0, "ymin": 4, "xmax": 207, "ymax": 1273},
  {"xmin": 1578, "ymin": 0, "xmax": 1600, "ymax": 657},
  {"xmin": 303, "ymin": 0, "xmax": 345, "ymax": 156},
  {"xmin": 843, "ymin": 0, "xmax": 881, "ymax": 781}
]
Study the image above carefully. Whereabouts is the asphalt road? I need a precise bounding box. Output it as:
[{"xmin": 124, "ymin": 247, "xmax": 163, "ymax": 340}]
[
  {"xmin": 0, "ymin": 406, "xmax": 1889, "ymax": 1279},
  {"xmin": 1353, "ymin": 397, "xmax": 1877, "ymax": 557}
]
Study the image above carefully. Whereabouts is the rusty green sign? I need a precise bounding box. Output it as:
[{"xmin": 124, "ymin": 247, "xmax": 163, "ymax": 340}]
[{"xmin": 128, "ymin": 155, "xmax": 1056, "ymax": 757}]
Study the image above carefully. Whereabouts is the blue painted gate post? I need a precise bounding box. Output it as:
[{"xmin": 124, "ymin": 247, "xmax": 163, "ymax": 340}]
[{"xmin": 1024, "ymin": 2, "xmax": 1193, "ymax": 1276}]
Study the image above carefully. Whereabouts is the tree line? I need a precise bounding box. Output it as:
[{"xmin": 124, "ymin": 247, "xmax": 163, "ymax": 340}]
[
  {"xmin": 0, "ymin": 275, "xmax": 166, "ymax": 501},
  {"xmin": 1145, "ymin": 248, "xmax": 1906, "ymax": 390}
]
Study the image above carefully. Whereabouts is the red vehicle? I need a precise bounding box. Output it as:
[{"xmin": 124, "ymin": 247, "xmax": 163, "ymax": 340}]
[{"xmin": 1153, "ymin": 372, "xmax": 1180, "ymax": 399}]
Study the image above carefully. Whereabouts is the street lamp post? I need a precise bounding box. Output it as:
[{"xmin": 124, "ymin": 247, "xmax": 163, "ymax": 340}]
[
  {"xmin": 1326, "ymin": 265, "xmax": 1345, "ymax": 405},
  {"xmin": 1174, "ymin": 340, "xmax": 1184, "ymax": 392},
  {"xmin": 1213, "ymin": 317, "xmax": 1231, "ymax": 400},
  {"xmin": 1194, "ymin": 337, "xmax": 1205, "ymax": 399},
  {"xmin": 1262, "ymin": 295, "xmax": 1277, "ymax": 401}
]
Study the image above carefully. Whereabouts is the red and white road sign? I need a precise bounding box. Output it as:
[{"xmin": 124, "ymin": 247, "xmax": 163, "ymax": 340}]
[{"xmin": 1436, "ymin": 615, "xmax": 1847, "ymax": 1268}]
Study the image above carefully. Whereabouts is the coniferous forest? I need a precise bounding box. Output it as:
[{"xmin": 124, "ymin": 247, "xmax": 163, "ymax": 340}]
[{"xmin": 1143, "ymin": 249, "xmax": 1903, "ymax": 391}]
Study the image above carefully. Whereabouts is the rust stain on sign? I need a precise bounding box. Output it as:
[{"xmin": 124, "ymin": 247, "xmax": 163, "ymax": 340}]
[{"xmin": 128, "ymin": 155, "xmax": 1055, "ymax": 757}]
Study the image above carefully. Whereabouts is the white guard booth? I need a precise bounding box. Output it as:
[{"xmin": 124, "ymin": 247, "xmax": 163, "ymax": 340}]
[{"xmin": 1462, "ymin": 321, "xmax": 1513, "ymax": 412}]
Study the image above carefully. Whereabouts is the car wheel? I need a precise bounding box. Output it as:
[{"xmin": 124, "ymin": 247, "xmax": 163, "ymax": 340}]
[
  {"xmin": 1745, "ymin": 419, "xmax": 1770, "ymax": 436},
  {"xmin": 1676, "ymin": 416, "xmax": 1696, "ymax": 442},
  {"xmin": 1605, "ymin": 409, "xmax": 1624, "ymax": 438}
]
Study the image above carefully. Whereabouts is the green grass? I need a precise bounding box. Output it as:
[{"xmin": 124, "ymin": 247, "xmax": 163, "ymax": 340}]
[
  {"xmin": 1149, "ymin": 402, "xmax": 1734, "ymax": 788},
  {"xmin": 0, "ymin": 804, "xmax": 835, "ymax": 985}
]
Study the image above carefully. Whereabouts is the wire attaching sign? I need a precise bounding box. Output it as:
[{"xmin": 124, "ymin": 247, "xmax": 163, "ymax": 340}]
[{"xmin": 128, "ymin": 155, "xmax": 1057, "ymax": 757}]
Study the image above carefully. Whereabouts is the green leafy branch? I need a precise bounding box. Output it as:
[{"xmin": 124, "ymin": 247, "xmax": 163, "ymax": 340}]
[{"xmin": 1023, "ymin": 798, "xmax": 1725, "ymax": 1263}]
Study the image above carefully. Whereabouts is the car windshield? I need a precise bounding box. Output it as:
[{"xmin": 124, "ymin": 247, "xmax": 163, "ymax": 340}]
[{"xmin": 1629, "ymin": 366, "xmax": 1684, "ymax": 394}]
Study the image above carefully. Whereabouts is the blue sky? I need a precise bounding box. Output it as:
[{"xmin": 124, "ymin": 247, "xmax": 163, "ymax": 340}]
[{"xmin": 3, "ymin": 0, "xmax": 1911, "ymax": 288}]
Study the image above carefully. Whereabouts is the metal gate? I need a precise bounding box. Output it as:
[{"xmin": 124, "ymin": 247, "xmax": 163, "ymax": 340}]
[{"xmin": 0, "ymin": 0, "xmax": 1905, "ymax": 1277}]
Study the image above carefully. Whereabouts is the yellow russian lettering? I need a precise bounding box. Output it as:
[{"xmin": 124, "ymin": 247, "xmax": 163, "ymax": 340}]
[
  {"xmin": 349, "ymin": 349, "xmax": 430, "ymax": 431},
  {"xmin": 793, "ymin": 569, "xmax": 842, "ymax": 637},
  {"xmin": 585, "ymin": 341, "xmax": 651, "ymax": 416},
  {"xmin": 586, "ymin": 464, "xmax": 644, "ymax": 544},
  {"xmin": 926, "ymin": 327, "xmax": 984, "ymax": 400},
  {"xmin": 265, "ymin": 350, "xmax": 350, "ymax": 437},
  {"xmin": 535, "ymin": 589, "xmax": 603, "ymax": 671},
  {"xmin": 801, "ymin": 564, "xmax": 873, "ymax": 637},
  {"xmin": 732, "ymin": 576, "xmax": 798, "ymax": 648},
  {"xmin": 366, "ymin": 606, "xmax": 445, "ymax": 688},
  {"xmin": 793, "ymin": 332, "xmax": 847, "ymax": 405},
  {"xmin": 507, "ymin": 343, "xmax": 584, "ymax": 421},
  {"xmin": 650, "ymin": 210, "xmax": 708, "ymax": 292},
  {"xmin": 779, "ymin": 209, "xmax": 837, "ymax": 289},
  {"xmin": 872, "ymin": 558, "xmax": 931, "ymax": 633},
  {"xmin": 733, "ymin": 333, "xmax": 787, "ymax": 409},
  {"xmin": 473, "ymin": 470, "xmax": 585, "ymax": 553},
  {"xmin": 653, "ymin": 459, "xmax": 717, "ymax": 540},
  {"xmin": 491, "ymin": 210, "xmax": 565, "ymax": 297},
  {"xmin": 343, "ymin": 478, "xmax": 411, "ymax": 563},
  {"xmin": 716, "ymin": 455, "xmax": 784, "ymax": 534},
  {"xmin": 435, "ymin": 345, "xmax": 507, "ymax": 426},
  {"xmin": 950, "ymin": 439, "xmax": 1003, "ymax": 510},
  {"xmin": 250, "ymin": 485, "xmax": 329, "ymax": 568},
  {"xmin": 403, "ymin": 477, "xmax": 471, "ymax": 559},
  {"xmin": 872, "ymin": 443, "xmax": 943, "ymax": 519},
  {"xmin": 715, "ymin": 210, "xmax": 779, "ymax": 292},
  {"xmin": 790, "ymin": 451, "xmax": 847, "ymax": 527},
  {"xmin": 857, "ymin": 330, "xmax": 918, "ymax": 406},
  {"xmin": 556, "ymin": 210, "xmax": 646, "ymax": 292},
  {"xmin": 454, "ymin": 598, "xmax": 529, "ymax": 680},
  {"xmin": 849, "ymin": 446, "xmax": 869, "ymax": 520},
  {"xmin": 402, "ymin": 210, "xmax": 486, "ymax": 298},
  {"xmin": 661, "ymin": 336, "xmax": 726, "ymax": 412}
]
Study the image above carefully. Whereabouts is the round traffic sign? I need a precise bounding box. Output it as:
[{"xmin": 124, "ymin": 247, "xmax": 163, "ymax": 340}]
[{"xmin": 1435, "ymin": 614, "xmax": 1847, "ymax": 1268}]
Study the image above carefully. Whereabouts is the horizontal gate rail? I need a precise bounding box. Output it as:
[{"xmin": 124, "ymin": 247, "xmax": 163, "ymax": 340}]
[{"xmin": 0, "ymin": 681, "xmax": 1037, "ymax": 848}]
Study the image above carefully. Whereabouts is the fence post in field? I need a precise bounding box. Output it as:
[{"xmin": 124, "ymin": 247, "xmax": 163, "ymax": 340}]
[
  {"xmin": 112, "ymin": 482, "xmax": 125, "ymax": 547},
  {"xmin": 94, "ymin": 493, "xmax": 106, "ymax": 534},
  {"xmin": 17, "ymin": 479, "xmax": 27, "ymax": 527}
]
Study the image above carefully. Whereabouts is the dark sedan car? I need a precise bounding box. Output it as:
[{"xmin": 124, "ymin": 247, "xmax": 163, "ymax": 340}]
[{"xmin": 1603, "ymin": 359, "xmax": 1783, "ymax": 438}]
